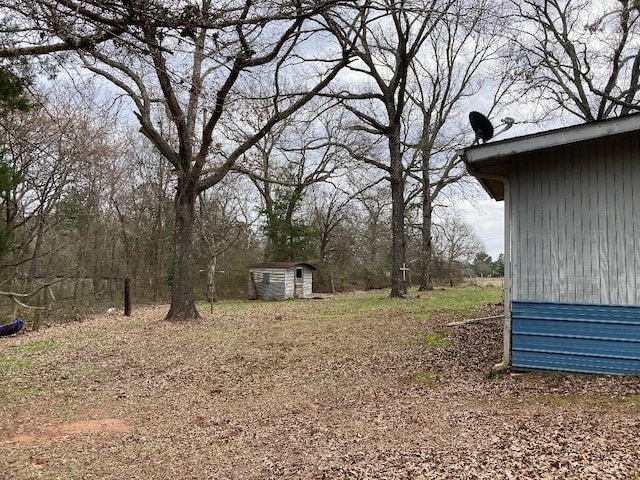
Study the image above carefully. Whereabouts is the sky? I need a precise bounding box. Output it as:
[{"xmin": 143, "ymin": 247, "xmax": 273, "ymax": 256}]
[{"xmin": 459, "ymin": 195, "xmax": 505, "ymax": 260}]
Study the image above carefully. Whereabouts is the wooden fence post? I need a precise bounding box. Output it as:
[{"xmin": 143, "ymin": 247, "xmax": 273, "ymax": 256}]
[{"xmin": 124, "ymin": 278, "xmax": 131, "ymax": 316}]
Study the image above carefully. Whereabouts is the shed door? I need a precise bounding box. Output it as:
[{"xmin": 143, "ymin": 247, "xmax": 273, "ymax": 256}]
[{"xmin": 294, "ymin": 267, "xmax": 303, "ymax": 298}]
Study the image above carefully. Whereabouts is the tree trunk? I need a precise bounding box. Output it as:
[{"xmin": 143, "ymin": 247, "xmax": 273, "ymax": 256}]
[
  {"xmin": 152, "ymin": 187, "xmax": 164, "ymax": 302},
  {"xmin": 124, "ymin": 277, "xmax": 131, "ymax": 316},
  {"xmin": 390, "ymin": 177, "xmax": 407, "ymax": 297},
  {"xmin": 389, "ymin": 133, "xmax": 407, "ymax": 298},
  {"xmin": 27, "ymin": 213, "xmax": 46, "ymax": 282},
  {"xmin": 33, "ymin": 286, "xmax": 48, "ymax": 332},
  {"xmin": 207, "ymin": 255, "xmax": 218, "ymax": 307},
  {"xmin": 165, "ymin": 182, "xmax": 200, "ymax": 320},
  {"xmin": 419, "ymin": 183, "xmax": 434, "ymax": 291}
]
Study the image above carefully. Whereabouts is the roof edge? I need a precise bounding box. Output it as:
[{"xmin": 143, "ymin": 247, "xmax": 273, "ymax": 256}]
[
  {"xmin": 248, "ymin": 262, "xmax": 317, "ymax": 270},
  {"xmin": 462, "ymin": 113, "xmax": 640, "ymax": 165}
]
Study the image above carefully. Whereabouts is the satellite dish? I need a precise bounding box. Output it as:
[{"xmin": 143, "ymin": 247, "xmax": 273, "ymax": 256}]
[{"xmin": 469, "ymin": 111, "xmax": 494, "ymax": 144}]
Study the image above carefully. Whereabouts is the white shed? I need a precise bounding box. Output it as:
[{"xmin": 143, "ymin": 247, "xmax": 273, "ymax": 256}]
[{"xmin": 247, "ymin": 262, "xmax": 316, "ymax": 300}]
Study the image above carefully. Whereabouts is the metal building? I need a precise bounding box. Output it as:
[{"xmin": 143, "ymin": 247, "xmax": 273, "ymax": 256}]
[
  {"xmin": 461, "ymin": 114, "xmax": 640, "ymax": 375},
  {"xmin": 247, "ymin": 262, "xmax": 316, "ymax": 300}
]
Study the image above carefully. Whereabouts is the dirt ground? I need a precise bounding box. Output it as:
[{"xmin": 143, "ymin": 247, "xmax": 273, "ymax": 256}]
[{"xmin": 0, "ymin": 292, "xmax": 638, "ymax": 479}]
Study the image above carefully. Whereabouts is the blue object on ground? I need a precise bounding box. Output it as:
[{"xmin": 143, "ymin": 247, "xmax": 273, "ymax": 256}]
[{"xmin": 0, "ymin": 318, "xmax": 24, "ymax": 337}]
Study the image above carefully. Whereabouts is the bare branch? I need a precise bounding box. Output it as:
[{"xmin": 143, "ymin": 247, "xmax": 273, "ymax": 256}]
[{"xmin": 0, "ymin": 276, "xmax": 66, "ymax": 310}]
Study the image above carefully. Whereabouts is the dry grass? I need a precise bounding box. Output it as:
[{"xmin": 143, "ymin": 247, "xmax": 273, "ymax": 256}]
[{"xmin": 0, "ymin": 288, "xmax": 638, "ymax": 479}]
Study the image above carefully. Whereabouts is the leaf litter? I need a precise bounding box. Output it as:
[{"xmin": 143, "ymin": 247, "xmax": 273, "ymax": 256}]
[{"xmin": 0, "ymin": 294, "xmax": 638, "ymax": 479}]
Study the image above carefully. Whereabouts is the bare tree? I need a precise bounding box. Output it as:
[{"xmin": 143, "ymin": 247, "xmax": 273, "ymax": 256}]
[
  {"xmin": 434, "ymin": 216, "xmax": 484, "ymax": 287},
  {"xmin": 351, "ymin": 174, "xmax": 392, "ymax": 271},
  {"xmin": 0, "ymin": 79, "xmax": 136, "ymax": 321},
  {"xmin": 0, "ymin": 85, "xmax": 118, "ymax": 280},
  {"xmin": 327, "ymin": 0, "xmax": 452, "ymax": 297},
  {"xmin": 195, "ymin": 183, "xmax": 253, "ymax": 304},
  {"xmin": 406, "ymin": 0, "xmax": 512, "ymax": 290},
  {"xmin": 508, "ymin": 0, "xmax": 640, "ymax": 121},
  {"xmin": 111, "ymin": 130, "xmax": 174, "ymax": 301},
  {"xmin": 0, "ymin": 0, "xmax": 357, "ymax": 319},
  {"xmin": 310, "ymin": 184, "xmax": 355, "ymax": 265},
  {"xmin": 235, "ymin": 98, "xmax": 353, "ymax": 262}
]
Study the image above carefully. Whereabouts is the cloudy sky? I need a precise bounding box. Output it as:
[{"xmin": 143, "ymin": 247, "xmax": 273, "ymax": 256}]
[{"xmin": 459, "ymin": 192, "xmax": 505, "ymax": 260}]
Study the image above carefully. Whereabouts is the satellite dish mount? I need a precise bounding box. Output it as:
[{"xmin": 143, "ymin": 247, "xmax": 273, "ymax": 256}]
[
  {"xmin": 468, "ymin": 111, "xmax": 515, "ymax": 145},
  {"xmin": 469, "ymin": 111, "xmax": 494, "ymax": 144}
]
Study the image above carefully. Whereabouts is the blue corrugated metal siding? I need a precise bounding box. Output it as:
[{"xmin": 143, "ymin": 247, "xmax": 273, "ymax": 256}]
[{"xmin": 512, "ymin": 301, "xmax": 640, "ymax": 375}]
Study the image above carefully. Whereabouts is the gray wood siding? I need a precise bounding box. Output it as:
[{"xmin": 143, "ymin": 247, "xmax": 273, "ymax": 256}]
[
  {"xmin": 302, "ymin": 270, "xmax": 313, "ymax": 297},
  {"xmin": 510, "ymin": 133, "xmax": 640, "ymax": 305},
  {"xmin": 284, "ymin": 269, "xmax": 294, "ymax": 298},
  {"xmin": 247, "ymin": 269, "xmax": 287, "ymax": 300},
  {"xmin": 247, "ymin": 266, "xmax": 314, "ymax": 300}
]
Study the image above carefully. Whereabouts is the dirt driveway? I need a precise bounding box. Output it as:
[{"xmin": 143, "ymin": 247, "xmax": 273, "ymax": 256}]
[{"xmin": 0, "ymin": 290, "xmax": 638, "ymax": 479}]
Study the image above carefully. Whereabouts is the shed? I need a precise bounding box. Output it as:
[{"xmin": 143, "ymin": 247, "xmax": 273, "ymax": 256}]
[
  {"xmin": 247, "ymin": 262, "xmax": 317, "ymax": 300},
  {"xmin": 461, "ymin": 114, "xmax": 640, "ymax": 375}
]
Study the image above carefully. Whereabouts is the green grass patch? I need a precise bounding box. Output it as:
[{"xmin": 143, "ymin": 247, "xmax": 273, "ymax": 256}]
[
  {"xmin": 202, "ymin": 287, "xmax": 503, "ymax": 325},
  {"xmin": 321, "ymin": 293, "xmax": 396, "ymax": 318},
  {"xmin": 0, "ymin": 357, "xmax": 33, "ymax": 374},
  {"xmin": 315, "ymin": 287, "xmax": 503, "ymax": 320},
  {"xmin": 416, "ymin": 328, "xmax": 452, "ymax": 348},
  {"xmin": 201, "ymin": 300, "xmax": 254, "ymax": 313},
  {"xmin": 628, "ymin": 394, "xmax": 640, "ymax": 406},
  {"xmin": 0, "ymin": 339, "xmax": 59, "ymax": 376},
  {"xmin": 412, "ymin": 287, "xmax": 503, "ymax": 319},
  {"xmin": 415, "ymin": 370, "xmax": 440, "ymax": 388},
  {"xmin": 10, "ymin": 338, "xmax": 58, "ymax": 354},
  {"xmin": 0, "ymin": 384, "xmax": 44, "ymax": 402}
]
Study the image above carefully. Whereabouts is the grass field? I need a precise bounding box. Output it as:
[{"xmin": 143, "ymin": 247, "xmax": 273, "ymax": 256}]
[{"xmin": 0, "ymin": 287, "xmax": 638, "ymax": 479}]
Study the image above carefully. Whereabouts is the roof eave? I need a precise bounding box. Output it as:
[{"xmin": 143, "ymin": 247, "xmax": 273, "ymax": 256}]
[
  {"xmin": 460, "ymin": 114, "xmax": 640, "ymax": 201},
  {"xmin": 464, "ymin": 114, "xmax": 640, "ymax": 165},
  {"xmin": 248, "ymin": 262, "xmax": 317, "ymax": 270}
]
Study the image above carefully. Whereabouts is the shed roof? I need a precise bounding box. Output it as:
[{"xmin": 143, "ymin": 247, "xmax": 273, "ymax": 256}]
[
  {"xmin": 248, "ymin": 262, "xmax": 317, "ymax": 270},
  {"xmin": 460, "ymin": 113, "xmax": 640, "ymax": 200}
]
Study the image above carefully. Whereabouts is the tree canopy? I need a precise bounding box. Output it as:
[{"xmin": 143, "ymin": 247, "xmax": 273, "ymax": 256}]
[{"xmin": 0, "ymin": 0, "xmax": 635, "ymax": 319}]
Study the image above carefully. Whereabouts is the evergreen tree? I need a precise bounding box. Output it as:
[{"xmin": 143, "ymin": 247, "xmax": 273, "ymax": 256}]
[
  {"xmin": 0, "ymin": 68, "xmax": 30, "ymax": 113},
  {"xmin": 0, "ymin": 67, "xmax": 30, "ymax": 260}
]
